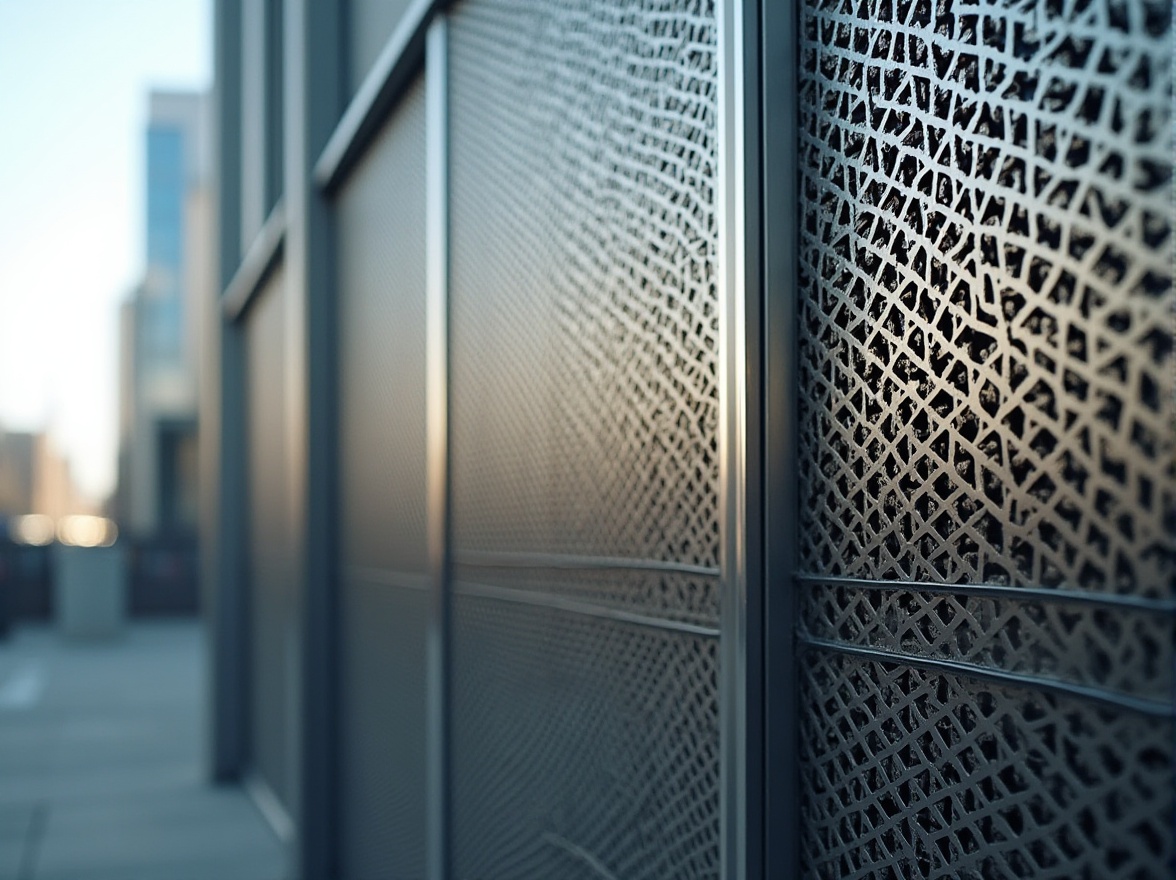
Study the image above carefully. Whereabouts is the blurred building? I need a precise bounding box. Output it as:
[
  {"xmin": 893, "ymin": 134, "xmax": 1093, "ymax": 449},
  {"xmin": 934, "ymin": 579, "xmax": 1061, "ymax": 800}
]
[
  {"xmin": 206, "ymin": 2, "xmax": 1176, "ymax": 879},
  {"xmin": 0, "ymin": 428, "xmax": 88, "ymax": 522},
  {"xmin": 118, "ymin": 90, "xmax": 211, "ymax": 538},
  {"xmin": 0, "ymin": 429, "xmax": 35, "ymax": 516}
]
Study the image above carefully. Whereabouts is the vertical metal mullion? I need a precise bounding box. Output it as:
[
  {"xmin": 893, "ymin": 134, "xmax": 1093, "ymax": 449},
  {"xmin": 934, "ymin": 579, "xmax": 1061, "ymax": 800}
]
[
  {"xmin": 762, "ymin": 0, "xmax": 801, "ymax": 875},
  {"xmin": 719, "ymin": 1, "xmax": 763, "ymax": 879},
  {"xmin": 211, "ymin": 0, "xmax": 247, "ymax": 784},
  {"xmin": 286, "ymin": 0, "xmax": 343, "ymax": 876},
  {"xmin": 425, "ymin": 17, "xmax": 452, "ymax": 880}
]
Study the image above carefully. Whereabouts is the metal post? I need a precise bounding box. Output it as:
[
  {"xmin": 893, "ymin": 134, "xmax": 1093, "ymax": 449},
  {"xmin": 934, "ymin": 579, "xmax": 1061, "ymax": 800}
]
[
  {"xmin": 210, "ymin": 0, "xmax": 247, "ymax": 784},
  {"xmin": 425, "ymin": 17, "xmax": 452, "ymax": 880},
  {"xmin": 718, "ymin": 1, "xmax": 764, "ymax": 878},
  {"xmin": 762, "ymin": 0, "xmax": 801, "ymax": 874},
  {"xmin": 284, "ymin": 0, "xmax": 343, "ymax": 875}
]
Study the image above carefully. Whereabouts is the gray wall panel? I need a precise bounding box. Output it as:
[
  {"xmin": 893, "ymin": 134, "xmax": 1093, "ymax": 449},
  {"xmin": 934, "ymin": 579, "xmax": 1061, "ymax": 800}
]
[
  {"xmin": 447, "ymin": 0, "xmax": 723, "ymax": 876},
  {"xmin": 449, "ymin": 0, "xmax": 721, "ymax": 572},
  {"xmin": 339, "ymin": 576, "xmax": 429, "ymax": 880},
  {"xmin": 346, "ymin": 0, "xmax": 417, "ymax": 96},
  {"xmin": 246, "ymin": 265, "xmax": 296, "ymax": 811},
  {"xmin": 451, "ymin": 594, "xmax": 720, "ymax": 880},
  {"xmin": 337, "ymin": 75, "xmax": 429, "ymax": 880}
]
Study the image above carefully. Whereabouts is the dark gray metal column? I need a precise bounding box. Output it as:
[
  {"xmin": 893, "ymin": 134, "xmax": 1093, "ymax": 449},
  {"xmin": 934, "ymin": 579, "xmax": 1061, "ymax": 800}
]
[
  {"xmin": 283, "ymin": 0, "xmax": 343, "ymax": 875},
  {"xmin": 209, "ymin": 0, "xmax": 247, "ymax": 784},
  {"xmin": 761, "ymin": 0, "xmax": 799, "ymax": 874},
  {"xmin": 718, "ymin": 1, "xmax": 764, "ymax": 878}
]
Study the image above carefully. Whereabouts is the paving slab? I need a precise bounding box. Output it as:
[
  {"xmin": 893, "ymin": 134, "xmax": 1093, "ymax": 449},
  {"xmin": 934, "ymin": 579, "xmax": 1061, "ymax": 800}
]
[{"xmin": 0, "ymin": 622, "xmax": 288, "ymax": 880}]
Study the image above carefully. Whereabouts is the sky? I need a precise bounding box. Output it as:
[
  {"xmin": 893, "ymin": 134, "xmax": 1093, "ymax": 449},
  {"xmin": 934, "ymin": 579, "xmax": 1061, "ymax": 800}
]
[{"xmin": 0, "ymin": 0, "xmax": 210, "ymax": 503}]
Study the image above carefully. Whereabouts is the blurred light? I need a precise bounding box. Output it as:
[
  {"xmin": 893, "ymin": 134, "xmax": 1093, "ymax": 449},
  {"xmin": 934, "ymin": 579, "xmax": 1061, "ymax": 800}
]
[
  {"xmin": 10, "ymin": 514, "xmax": 55, "ymax": 546},
  {"xmin": 56, "ymin": 515, "xmax": 118, "ymax": 548}
]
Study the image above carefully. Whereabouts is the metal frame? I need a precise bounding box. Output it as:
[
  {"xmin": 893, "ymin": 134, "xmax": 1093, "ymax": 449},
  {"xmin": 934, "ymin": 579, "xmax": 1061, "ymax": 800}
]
[
  {"xmin": 718, "ymin": 1, "xmax": 763, "ymax": 878},
  {"xmin": 761, "ymin": 0, "xmax": 800, "ymax": 875},
  {"xmin": 314, "ymin": 0, "xmax": 439, "ymax": 191},
  {"xmin": 218, "ymin": 1, "xmax": 774, "ymax": 877},
  {"xmin": 209, "ymin": 0, "xmax": 248, "ymax": 784},
  {"xmin": 284, "ymin": 0, "xmax": 343, "ymax": 876},
  {"xmin": 424, "ymin": 18, "xmax": 452, "ymax": 880},
  {"xmin": 221, "ymin": 200, "xmax": 286, "ymax": 322}
]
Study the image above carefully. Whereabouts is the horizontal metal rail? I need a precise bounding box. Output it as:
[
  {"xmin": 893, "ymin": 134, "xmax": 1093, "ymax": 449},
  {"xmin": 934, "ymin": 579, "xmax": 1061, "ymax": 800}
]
[
  {"xmin": 454, "ymin": 580, "xmax": 721, "ymax": 638},
  {"xmin": 457, "ymin": 551, "xmax": 720, "ymax": 579},
  {"xmin": 799, "ymin": 632, "xmax": 1174, "ymax": 718},
  {"xmin": 221, "ymin": 199, "xmax": 286, "ymax": 322},
  {"xmin": 797, "ymin": 573, "xmax": 1176, "ymax": 614},
  {"xmin": 344, "ymin": 566, "xmax": 431, "ymax": 592}
]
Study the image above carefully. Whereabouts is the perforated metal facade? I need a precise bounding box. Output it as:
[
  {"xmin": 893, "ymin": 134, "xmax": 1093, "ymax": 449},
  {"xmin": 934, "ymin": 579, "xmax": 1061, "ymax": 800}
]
[
  {"xmin": 448, "ymin": 1, "xmax": 723, "ymax": 874},
  {"xmin": 337, "ymin": 76, "xmax": 429, "ymax": 879},
  {"xmin": 245, "ymin": 266, "xmax": 296, "ymax": 812},
  {"xmin": 793, "ymin": 0, "xmax": 1175, "ymax": 875},
  {"xmin": 211, "ymin": 0, "xmax": 1176, "ymax": 877}
]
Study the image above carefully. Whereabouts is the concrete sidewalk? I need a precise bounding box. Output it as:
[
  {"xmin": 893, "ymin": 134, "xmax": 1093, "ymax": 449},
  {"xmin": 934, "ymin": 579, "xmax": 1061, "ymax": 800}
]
[{"xmin": 0, "ymin": 622, "xmax": 287, "ymax": 880}]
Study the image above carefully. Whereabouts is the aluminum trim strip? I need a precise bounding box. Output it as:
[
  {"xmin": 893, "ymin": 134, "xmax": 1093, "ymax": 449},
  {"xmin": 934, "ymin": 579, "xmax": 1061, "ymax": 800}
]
[
  {"xmin": 456, "ymin": 551, "xmax": 719, "ymax": 578},
  {"xmin": 453, "ymin": 580, "xmax": 722, "ymax": 638},
  {"xmin": 799, "ymin": 633, "xmax": 1175, "ymax": 718},
  {"xmin": 798, "ymin": 574, "xmax": 1176, "ymax": 614},
  {"xmin": 222, "ymin": 198, "xmax": 287, "ymax": 322},
  {"xmin": 314, "ymin": 0, "xmax": 437, "ymax": 192},
  {"xmin": 345, "ymin": 566, "xmax": 431, "ymax": 591},
  {"xmin": 425, "ymin": 17, "xmax": 451, "ymax": 880}
]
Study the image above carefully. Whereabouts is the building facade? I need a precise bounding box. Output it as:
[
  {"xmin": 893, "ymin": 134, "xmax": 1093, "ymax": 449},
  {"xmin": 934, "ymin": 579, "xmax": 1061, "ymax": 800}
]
[
  {"xmin": 119, "ymin": 90, "xmax": 210, "ymax": 538},
  {"xmin": 207, "ymin": 1, "xmax": 1175, "ymax": 877}
]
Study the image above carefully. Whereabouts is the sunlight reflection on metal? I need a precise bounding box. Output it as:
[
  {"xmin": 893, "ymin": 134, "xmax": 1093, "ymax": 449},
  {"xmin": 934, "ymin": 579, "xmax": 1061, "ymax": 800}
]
[{"xmin": 56, "ymin": 515, "xmax": 118, "ymax": 548}]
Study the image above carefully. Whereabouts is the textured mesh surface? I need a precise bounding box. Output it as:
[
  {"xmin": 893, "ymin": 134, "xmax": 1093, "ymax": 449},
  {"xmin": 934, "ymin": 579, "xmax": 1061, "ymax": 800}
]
[
  {"xmin": 448, "ymin": 1, "xmax": 721, "ymax": 874},
  {"xmin": 337, "ymin": 77, "xmax": 428, "ymax": 880},
  {"xmin": 451, "ymin": 595, "xmax": 720, "ymax": 880},
  {"xmin": 246, "ymin": 267, "xmax": 296, "ymax": 810},
  {"xmin": 339, "ymin": 576, "xmax": 428, "ymax": 880},
  {"xmin": 454, "ymin": 564, "xmax": 720, "ymax": 626},
  {"xmin": 800, "ymin": 652, "xmax": 1173, "ymax": 879},
  {"xmin": 794, "ymin": 0, "xmax": 1176, "ymax": 875},
  {"xmin": 803, "ymin": 584, "xmax": 1172, "ymax": 702},
  {"xmin": 338, "ymin": 76, "xmax": 428, "ymax": 574},
  {"xmin": 797, "ymin": 0, "xmax": 1175, "ymax": 594},
  {"xmin": 449, "ymin": 0, "xmax": 720, "ymax": 570}
]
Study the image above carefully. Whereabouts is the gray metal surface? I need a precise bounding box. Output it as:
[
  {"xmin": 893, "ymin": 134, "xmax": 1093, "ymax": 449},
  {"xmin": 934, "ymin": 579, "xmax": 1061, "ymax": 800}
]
[
  {"xmin": 337, "ymin": 74, "xmax": 429, "ymax": 880},
  {"xmin": 793, "ymin": 0, "xmax": 1175, "ymax": 875},
  {"xmin": 424, "ymin": 20, "xmax": 451, "ymax": 880},
  {"xmin": 339, "ymin": 576, "xmax": 429, "ymax": 880},
  {"xmin": 450, "ymin": 594, "xmax": 720, "ymax": 880},
  {"xmin": 346, "ymin": 0, "xmax": 418, "ymax": 96},
  {"xmin": 447, "ymin": 0, "xmax": 723, "ymax": 876},
  {"xmin": 448, "ymin": 0, "xmax": 721, "ymax": 572},
  {"xmin": 246, "ymin": 267, "xmax": 296, "ymax": 813}
]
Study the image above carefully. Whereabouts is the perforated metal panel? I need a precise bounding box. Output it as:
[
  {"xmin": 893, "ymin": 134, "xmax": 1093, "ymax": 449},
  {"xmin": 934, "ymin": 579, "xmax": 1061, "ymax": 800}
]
[
  {"xmin": 451, "ymin": 594, "xmax": 720, "ymax": 880},
  {"xmin": 337, "ymin": 76, "xmax": 428, "ymax": 880},
  {"xmin": 449, "ymin": 0, "xmax": 721, "ymax": 571},
  {"xmin": 448, "ymin": 0, "xmax": 722, "ymax": 876},
  {"xmin": 245, "ymin": 266, "xmax": 296, "ymax": 811},
  {"xmin": 793, "ymin": 0, "xmax": 1175, "ymax": 875}
]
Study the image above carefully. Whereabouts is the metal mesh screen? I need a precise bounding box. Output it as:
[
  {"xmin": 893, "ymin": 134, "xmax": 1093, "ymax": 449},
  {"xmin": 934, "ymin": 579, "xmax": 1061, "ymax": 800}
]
[
  {"xmin": 246, "ymin": 266, "xmax": 296, "ymax": 811},
  {"xmin": 449, "ymin": 0, "xmax": 720, "ymax": 571},
  {"xmin": 451, "ymin": 594, "xmax": 720, "ymax": 880},
  {"xmin": 337, "ymin": 76, "xmax": 428, "ymax": 880},
  {"xmin": 794, "ymin": 0, "xmax": 1175, "ymax": 875},
  {"xmin": 448, "ymin": 0, "xmax": 722, "ymax": 875}
]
